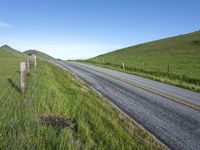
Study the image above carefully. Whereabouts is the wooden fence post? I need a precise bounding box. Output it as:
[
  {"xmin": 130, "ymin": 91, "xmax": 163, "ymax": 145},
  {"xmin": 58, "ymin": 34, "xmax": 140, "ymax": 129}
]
[
  {"xmin": 32, "ymin": 54, "xmax": 37, "ymax": 67},
  {"xmin": 122, "ymin": 62, "xmax": 125, "ymax": 70},
  {"xmin": 143, "ymin": 62, "xmax": 145, "ymax": 70},
  {"xmin": 20, "ymin": 62, "xmax": 27, "ymax": 93},
  {"xmin": 167, "ymin": 64, "xmax": 170, "ymax": 73},
  {"xmin": 28, "ymin": 54, "xmax": 37, "ymax": 68},
  {"xmin": 27, "ymin": 57, "xmax": 30, "ymax": 74},
  {"xmin": 28, "ymin": 55, "xmax": 33, "ymax": 68}
]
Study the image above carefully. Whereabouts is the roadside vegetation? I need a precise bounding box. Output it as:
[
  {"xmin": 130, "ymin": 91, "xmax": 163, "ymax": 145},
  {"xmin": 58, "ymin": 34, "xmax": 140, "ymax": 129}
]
[
  {"xmin": 0, "ymin": 45, "xmax": 166, "ymax": 149},
  {"xmin": 83, "ymin": 31, "xmax": 200, "ymax": 92}
]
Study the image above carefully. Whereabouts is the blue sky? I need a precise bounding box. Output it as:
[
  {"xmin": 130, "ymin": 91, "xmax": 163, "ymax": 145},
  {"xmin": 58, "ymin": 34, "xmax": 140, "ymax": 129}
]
[{"xmin": 0, "ymin": 0, "xmax": 199, "ymax": 59}]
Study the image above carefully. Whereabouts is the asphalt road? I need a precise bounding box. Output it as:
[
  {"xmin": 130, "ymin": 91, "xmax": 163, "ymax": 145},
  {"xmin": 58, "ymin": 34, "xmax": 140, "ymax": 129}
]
[{"xmin": 57, "ymin": 60, "xmax": 200, "ymax": 150}]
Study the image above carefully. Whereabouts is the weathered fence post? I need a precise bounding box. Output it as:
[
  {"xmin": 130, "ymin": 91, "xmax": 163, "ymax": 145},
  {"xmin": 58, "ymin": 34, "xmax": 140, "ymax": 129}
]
[
  {"xmin": 20, "ymin": 62, "xmax": 27, "ymax": 93},
  {"xmin": 28, "ymin": 55, "xmax": 33, "ymax": 68},
  {"xmin": 143, "ymin": 62, "xmax": 145, "ymax": 70},
  {"xmin": 28, "ymin": 54, "xmax": 37, "ymax": 68},
  {"xmin": 27, "ymin": 57, "xmax": 30, "ymax": 74},
  {"xmin": 167, "ymin": 64, "xmax": 170, "ymax": 73},
  {"xmin": 31, "ymin": 54, "xmax": 37, "ymax": 67},
  {"xmin": 122, "ymin": 62, "xmax": 125, "ymax": 70}
]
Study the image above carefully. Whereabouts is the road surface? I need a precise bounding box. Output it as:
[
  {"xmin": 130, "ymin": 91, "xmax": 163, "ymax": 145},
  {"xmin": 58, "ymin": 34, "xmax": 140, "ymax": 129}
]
[{"xmin": 57, "ymin": 60, "xmax": 200, "ymax": 150}]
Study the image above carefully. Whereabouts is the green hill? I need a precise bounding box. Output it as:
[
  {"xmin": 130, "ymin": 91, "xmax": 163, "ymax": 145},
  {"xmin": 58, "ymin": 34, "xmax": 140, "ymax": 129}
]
[
  {"xmin": 0, "ymin": 45, "xmax": 25, "ymax": 57},
  {"xmin": 87, "ymin": 31, "xmax": 200, "ymax": 91},
  {"xmin": 0, "ymin": 45, "xmax": 26, "ymax": 81},
  {"xmin": 24, "ymin": 50, "xmax": 55, "ymax": 61}
]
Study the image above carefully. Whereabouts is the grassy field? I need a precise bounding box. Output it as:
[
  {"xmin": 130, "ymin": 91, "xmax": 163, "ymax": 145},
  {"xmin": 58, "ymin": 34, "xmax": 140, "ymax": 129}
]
[
  {"xmin": 0, "ymin": 46, "xmax": 165, "ymax": 149},
  {"xmin": 86, "ymin": 31, "xmax": 200, "ymax": 92}
]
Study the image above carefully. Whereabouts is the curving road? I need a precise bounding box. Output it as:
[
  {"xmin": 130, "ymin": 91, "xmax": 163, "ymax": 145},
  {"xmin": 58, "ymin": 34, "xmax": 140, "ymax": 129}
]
[{"xmin": 56, "ymin": 60, "xmax": 200, "ymax": 150}]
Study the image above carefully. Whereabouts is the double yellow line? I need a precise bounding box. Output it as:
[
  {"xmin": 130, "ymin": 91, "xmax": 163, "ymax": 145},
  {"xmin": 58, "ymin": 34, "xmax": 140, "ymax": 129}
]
[{"xmin": 81, "ymin": 64, "xmax": 200, "ymax": 111}]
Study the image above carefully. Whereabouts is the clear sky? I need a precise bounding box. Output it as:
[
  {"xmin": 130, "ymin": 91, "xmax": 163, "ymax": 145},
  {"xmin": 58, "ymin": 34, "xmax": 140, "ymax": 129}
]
[{"xmin": 0, "ymin": 0, "xmax": 199, "ymax": 59}]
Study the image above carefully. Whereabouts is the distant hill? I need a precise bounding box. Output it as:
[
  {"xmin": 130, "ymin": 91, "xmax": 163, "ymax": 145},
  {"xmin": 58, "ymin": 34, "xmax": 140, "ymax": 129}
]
[
  {"xmin": 0, "ymin": 45, "xmax": 25, "ymax": 57},
  {"xmin": 24, "ymin": 50, "xmax": 55, "ymax": 61},
  {"xmin": 0, "ymin": 45, "xmax": 26, "ymax": 81},
  {"xmin": 0, "ymin": 45, "xmax": 55, "ymax": 61},
  {"xmin": 89, "ymin": 31, "xmax": 200, "ymax": 79}
]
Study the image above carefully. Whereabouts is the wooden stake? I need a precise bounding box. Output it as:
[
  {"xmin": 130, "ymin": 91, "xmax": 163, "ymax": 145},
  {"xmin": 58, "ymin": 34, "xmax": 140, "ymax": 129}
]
[
  {"xmin": 122, "ymin": 62, "xmax": 125, "ymax": 69},
  {"xmin": 167, "ymin": 64, "xmax": 170, "ymax": 73},
  {"xmin": 28, "ymin": 54, "xmax": 37, "ymax": 68},
  {"xmin": 27, "ymin": 57, "xmax": 30, "ymax": 74},
  {"xmin": 32, "ymin": 54, "xmax": 37, "ymax": 67},
  {"xmin": 20, "ymin": 62, "xmax": 26, "ymax": 93},
  {"xmin": 143, "ymin": 62, "xmax": 145, "ymax": 70},
  {"xmin": 35, "ymin": 55, "xmax": 37, "ymax": 67}
]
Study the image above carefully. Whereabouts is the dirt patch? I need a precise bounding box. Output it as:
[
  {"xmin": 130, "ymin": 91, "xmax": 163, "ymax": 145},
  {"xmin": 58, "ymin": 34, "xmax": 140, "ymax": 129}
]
[{"xmin": 39, "ymin": 115, "xmax": 76, "ymax": 130}]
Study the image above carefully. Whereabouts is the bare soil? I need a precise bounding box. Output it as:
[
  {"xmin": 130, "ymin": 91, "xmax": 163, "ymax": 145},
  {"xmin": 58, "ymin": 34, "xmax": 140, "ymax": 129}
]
[{"xmin": 39, "ymin": 115, "xmax": 75, "ymax": 130}]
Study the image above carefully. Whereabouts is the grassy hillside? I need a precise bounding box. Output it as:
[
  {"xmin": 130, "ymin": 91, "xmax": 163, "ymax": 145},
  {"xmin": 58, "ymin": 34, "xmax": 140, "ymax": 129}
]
[
  {"xmin": 0, "ymin": 45, "xmax": 26, "ymax": 82},
  {"xmin": 0, "ymin": 45, "xmax": 25, "ymax": 57},
  {"xmin": 0, "ymin": 47, "xmax": 165, "ymax": 149},
  {"xmin": 86, "ymin": 31, "xmax": 200, "ymax": 92},
  {"xmin": 24, "ymin": 50, "xmax": 55, "ymax": 61}
]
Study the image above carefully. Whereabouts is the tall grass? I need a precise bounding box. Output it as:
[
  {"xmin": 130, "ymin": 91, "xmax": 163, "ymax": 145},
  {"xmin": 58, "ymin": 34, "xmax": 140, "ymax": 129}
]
[{"xmin": 0, "ymin": 54, "xmax": 165, "ymax": 149}]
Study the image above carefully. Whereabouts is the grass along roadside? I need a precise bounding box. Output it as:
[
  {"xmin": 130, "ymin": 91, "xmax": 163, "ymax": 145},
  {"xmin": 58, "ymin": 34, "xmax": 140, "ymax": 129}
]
[
  {"xmin": 80, "ymin": 60, "xmax": 200, "ymax": 93},
  {"xmin": 84, "ymin": 31, "xmax": 200, "ymax": 92},
  {"xmin": 0, "ymin": 58, "xmax": 166, "ymax": 149}
]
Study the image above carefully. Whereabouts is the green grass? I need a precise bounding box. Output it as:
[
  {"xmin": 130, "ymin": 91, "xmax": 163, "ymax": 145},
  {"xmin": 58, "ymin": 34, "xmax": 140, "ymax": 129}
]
[
  {"xmin": 0, "ymin": 45, "xmax": 26, "ymax": 82},
  {"xmin": 0, "ymin": 47, "xmax": 165, "ymax": 149},
  {"xmin": 86, "ymin": 31, "xmax": 200, "ymax": 92}
]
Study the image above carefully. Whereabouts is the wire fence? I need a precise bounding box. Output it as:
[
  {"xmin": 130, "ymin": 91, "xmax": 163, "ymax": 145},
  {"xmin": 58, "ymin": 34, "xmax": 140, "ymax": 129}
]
[
  {"xmin": 0, "ymin": 74, "xmax": 38, "ymax": 121},
  {"xmin": 81, "ymin": 58, "xmax": 200, "ymax": 86},
  {"xmin": 88, "ymin": 59, "xmax": 173, "ymax": 73},
  {"xmin": 0, "ymin": 55, "xmax": 37, "ymax": 122}
]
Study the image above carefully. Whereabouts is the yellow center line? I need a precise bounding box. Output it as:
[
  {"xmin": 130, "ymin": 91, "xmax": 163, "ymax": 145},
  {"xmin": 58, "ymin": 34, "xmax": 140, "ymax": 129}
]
[{"xmin": 82, "ymin": 64, "xmax": 200, "ymax": 111}]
